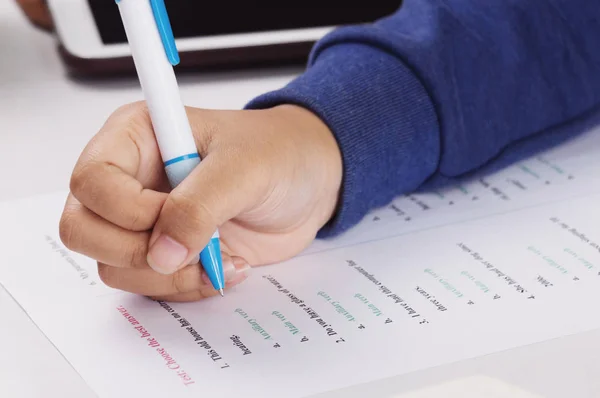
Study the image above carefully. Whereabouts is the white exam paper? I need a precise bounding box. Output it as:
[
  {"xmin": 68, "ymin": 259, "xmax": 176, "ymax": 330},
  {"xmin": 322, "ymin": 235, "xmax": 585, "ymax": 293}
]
[
  {"xmin": 394, "ymin": 375, "xmax": 544, "ymax": 398},
  {"xmin": 2, "ymin": 126, "xmax": 600, "ymax": 397}
]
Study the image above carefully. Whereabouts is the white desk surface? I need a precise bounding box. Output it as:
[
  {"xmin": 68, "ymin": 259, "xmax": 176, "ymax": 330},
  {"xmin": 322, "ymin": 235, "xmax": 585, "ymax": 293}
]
[{"xmin": 2, "ymin": 2, "xmax": 600, "ymax": 397}]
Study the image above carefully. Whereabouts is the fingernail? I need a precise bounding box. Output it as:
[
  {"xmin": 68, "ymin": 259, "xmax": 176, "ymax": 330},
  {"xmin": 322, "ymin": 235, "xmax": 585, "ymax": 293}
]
[
  {"xmin": 147, "ymin": 235, "xmax": 189, "ymax": 274},
  {"xmin": 201, "ymin": 257, "xmax": 251, "ymax": 285},
  {"xmin": 232, "ymin": 257, "xmax": 251, "ymax": 277}
]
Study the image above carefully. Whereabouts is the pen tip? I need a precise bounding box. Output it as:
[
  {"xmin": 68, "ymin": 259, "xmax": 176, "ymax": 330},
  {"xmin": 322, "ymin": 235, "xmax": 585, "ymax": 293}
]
[{"xmin": 219, "ymin": 289, "xmax": 224, "ymax": 297}]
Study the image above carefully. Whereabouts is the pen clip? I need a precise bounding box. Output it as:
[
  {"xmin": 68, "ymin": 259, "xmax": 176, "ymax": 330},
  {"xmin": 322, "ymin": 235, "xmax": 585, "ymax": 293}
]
[{"xmin": 149, "ymin": 0, "xmax": 180, "ymax": 66}]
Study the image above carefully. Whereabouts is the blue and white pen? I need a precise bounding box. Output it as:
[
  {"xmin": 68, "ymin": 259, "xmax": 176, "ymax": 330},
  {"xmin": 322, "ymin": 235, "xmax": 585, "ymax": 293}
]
[{"xmin": 116, "ymin": 0, "xmax": 225, "ymax": 295}]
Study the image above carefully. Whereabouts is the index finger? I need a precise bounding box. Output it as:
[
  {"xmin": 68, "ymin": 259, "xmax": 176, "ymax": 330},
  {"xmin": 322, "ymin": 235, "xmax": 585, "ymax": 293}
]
[{"xmin": 70, "ymin": 102, "xmax": 168, "ymax": 231}]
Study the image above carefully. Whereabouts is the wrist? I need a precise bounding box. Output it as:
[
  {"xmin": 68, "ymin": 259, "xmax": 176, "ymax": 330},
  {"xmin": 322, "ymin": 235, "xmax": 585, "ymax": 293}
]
[
  {"xmin": 246, "ymin": 41, "xmax": 439, "ymax": 237},
  {"xmin": 269, "ymin": 104, "xmax": 343, "ymax": 228}
]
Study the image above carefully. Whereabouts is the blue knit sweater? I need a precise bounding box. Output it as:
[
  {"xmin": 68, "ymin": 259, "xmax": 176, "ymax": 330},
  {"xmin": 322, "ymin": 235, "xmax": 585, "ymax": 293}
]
[{"xmin": 246, "ymin": 0, "xmax": 600, "ymax": 237}]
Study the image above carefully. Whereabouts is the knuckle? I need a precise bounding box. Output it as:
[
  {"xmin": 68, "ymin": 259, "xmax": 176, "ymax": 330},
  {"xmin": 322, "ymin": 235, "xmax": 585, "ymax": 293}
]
[
  {"xmin": 128, "ymin": 208, "xmax": 158, "ymax": 232},
  {"xmin": 168, "ymin": 190, "xmax": 197, "ymax": 215},
  {"xmin": 70, "ymin": 162, "xmax": 104, "ymax": 206},
  {"xmin": 115, "ymin": 101, "xmax": 148, "ymax": 119},
  {"xmin": 171, "ymin": 268, "xmax": 189, "ymax": 294},
  {"xmin": 126, "ymin": 208, "xmax": 141, "ymax": 231},
  {"xmin": 69, "ymin": 162, "xmax": 92, "ymax": 199},
  {"xmin": 119, "ymin": 178, "xmax": 155, "ymax": 231},
  {"xmin": 194, "ymin": 199, "xmax": 219, "ymax": 228},
  {"xmin": 102, "ymin": 101, "xmax": 149, "ymax": 143},
  {"xmin": 128, "ymin": 210, "xmax": 145, "ymax": 231},
  {"xmin": 171, "ymin": 265, "xmax": 203, "ymax": 295},
  {"xmin": 97, "ymin": 263, "xmax": 117, "ymax": 288},
  {"xmin": 59, "ymin": 208, "xmax": 80, "ymax": 251},
  {"xmin": 125, "ymin": 238, "xmax": 148, "ymax": 269},
  {"xmin": 106, "ymin": 102, "xmax": 150, "ymax": 144},
  {"xmin": 121, "ymin": 102, "xmax": 150, "ymax": 134},
  {"xmin": 168, "ymin": 192, "xmax": 216, "ymax": 232}
]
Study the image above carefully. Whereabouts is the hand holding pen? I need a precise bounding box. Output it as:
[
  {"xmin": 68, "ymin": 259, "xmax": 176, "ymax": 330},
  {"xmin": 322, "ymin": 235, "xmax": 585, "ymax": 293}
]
[
  {"xmin": 58, "ymin": 0, "xmax": 342, "ymax": 301},
  {"xmin": 116, "ymin": 0, "xmax": 225, "ymax": 294}
]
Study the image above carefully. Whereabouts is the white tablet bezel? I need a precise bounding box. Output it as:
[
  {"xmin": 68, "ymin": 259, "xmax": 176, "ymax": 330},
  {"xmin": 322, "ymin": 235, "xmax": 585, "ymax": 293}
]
[{"xmin": 47, "ymin": 0, "xmax": 334, "ymax": 59}]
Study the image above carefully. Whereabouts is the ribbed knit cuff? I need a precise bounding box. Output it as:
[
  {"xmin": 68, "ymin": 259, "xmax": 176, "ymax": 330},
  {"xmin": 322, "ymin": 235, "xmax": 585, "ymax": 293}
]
[{"xmin": 246, "ymin": 30, "xmax": 440, "ymax": 237}]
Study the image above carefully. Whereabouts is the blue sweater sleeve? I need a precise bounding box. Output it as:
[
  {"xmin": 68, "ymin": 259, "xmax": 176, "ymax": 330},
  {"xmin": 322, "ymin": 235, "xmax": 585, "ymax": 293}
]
[{"xmin": 245, "ymin": 0, "xmax": 600, "ymax": 237}]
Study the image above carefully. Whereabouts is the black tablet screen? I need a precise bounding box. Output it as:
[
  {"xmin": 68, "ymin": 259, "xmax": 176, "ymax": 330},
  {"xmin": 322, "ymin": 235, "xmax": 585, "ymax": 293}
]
[{"xmin": 88, "ymin": 1, "xmax": 402, "ymax": 45}]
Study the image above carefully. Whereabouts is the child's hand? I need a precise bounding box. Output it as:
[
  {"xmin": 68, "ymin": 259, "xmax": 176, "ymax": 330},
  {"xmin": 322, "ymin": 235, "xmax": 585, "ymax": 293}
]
[{"xmin": 59, "ymin": 102, "xmax": 342, "ymax": 301}]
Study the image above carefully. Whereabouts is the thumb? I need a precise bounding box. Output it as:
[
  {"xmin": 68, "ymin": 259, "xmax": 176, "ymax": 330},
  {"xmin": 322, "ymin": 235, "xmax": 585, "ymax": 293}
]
[{"xmin": 146, "ymin": 152, "xmax": 266, "ymax": 275}]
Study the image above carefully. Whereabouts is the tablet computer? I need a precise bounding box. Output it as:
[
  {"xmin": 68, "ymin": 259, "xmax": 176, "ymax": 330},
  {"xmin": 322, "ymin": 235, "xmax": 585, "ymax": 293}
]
[{"xmin": 47, "ymin": 0, "xmax": 402, "ymax": 76}]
